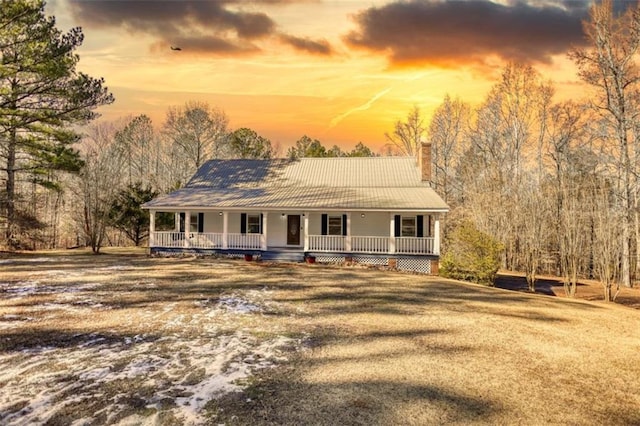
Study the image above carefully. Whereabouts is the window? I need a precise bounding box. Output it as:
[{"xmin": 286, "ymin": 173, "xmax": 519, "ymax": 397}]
[
  {"xmin": 328, "ymin": 216, "xmax": 343, "ymax": 236},
  {"xmin": 190, "ymin": 213, "xmax": 199, "ymax": 233},
  {"xmin": 401, "ymin": 217, "xmax": 416, "ymax": 237},
  {"xmin": 247, "ymin": 214, "xmax": 261, "ymax": 234}
]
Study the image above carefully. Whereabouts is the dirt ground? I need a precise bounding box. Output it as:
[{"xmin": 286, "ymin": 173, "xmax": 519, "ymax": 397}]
[
  {"xmin": 1, "ymin": 249, "xmax": 640, "ymax": 425},
  {"xmin": 495, "ymin": 272, "xmax": 640, "ymax": 309}
]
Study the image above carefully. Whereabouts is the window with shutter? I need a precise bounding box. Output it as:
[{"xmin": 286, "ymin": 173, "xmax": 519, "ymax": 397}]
[
  {"xmin": 401, "ymin": 217, "xmax": 416, "ymax": 237},
  {"xmin": 328, "ymin": 216, "xmax": 342, "ymax": 236},
  {"xmin": 247, "ymin": 214, "xmax": 261, "ymax": 233},
  {"xmin": 188, "ymin": 213, "xmax": 199, "ymax": 233}
]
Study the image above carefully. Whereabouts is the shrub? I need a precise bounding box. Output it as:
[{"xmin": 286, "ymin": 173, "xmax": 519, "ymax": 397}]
[{"xmin": 440, "ymin": 221, "xmax": 503, "ymax": 286}]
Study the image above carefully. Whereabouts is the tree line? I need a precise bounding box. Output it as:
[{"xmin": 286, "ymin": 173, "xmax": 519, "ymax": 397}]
[
  {"xmin": 386, "ymin": 0, "xmax": 639, "ymax": 301},
  {"xmin": 2, "ymin": 0, "xmax": 638, "ymax": 301}
]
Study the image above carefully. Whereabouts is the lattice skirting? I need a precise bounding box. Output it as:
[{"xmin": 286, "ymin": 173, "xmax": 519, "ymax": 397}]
[
  {"xmin": 397, "ymin": 258, "xmax": 432, "ymax": 274},
  {"xmin": 352, "ymin": 256, "xmax": 389, "ymax": 266},
  {"xmin": 226, "ymin": 253, "xmax": 245, "ymax": 259},
  {"xmin": 315, "ymin": 255, "xmax": 346, "ymax": 264}
]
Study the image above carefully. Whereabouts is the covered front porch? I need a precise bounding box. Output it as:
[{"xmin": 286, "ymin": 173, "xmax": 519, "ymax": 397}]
[{"xmin": 148, "ymin": 210, "xmax": 441, "ymax": 256}]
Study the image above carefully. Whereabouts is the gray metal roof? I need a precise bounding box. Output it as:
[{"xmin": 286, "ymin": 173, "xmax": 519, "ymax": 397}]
[{"xmin": 144, "ymin": 157, "xmax": 449, "ymax": 211}]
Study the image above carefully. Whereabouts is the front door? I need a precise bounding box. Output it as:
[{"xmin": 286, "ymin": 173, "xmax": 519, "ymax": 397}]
[{"xmin": 287, "ymin": 215, "xmax": 301, "ymax": 245}]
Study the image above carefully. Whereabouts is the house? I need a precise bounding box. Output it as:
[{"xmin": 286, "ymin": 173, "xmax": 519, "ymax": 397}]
[{"xmin": 143, "ymin": 143, "xmax": 448, "ymax": 274}]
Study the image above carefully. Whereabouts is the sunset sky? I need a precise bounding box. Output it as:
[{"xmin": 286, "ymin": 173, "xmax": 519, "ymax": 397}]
[{"xmin": 45, "ymin": 0, "xmax": 598, "ymax": 152}]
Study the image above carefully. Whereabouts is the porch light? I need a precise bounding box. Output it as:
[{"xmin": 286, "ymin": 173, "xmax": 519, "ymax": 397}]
[
  {"xmin": 219, "ymin": 212, "xmax": 223, "ymax": 216},
  {"xmin": 281, "ymin": 213, "xmax": 286, "ymax": 217},
  {"xmin": 361, "ymin": 213, "xmax": 365, "ymax": 218}
]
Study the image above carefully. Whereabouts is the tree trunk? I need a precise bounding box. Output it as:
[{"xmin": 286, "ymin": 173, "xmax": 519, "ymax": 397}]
[
  {"xmin": 635, "ymin": 204, "xmax": 640, "ymax": 281},
  {"xmin": 604, "ymin": 282, "xmax": 612, "ymax": 302},
  {"xmin": 5, "ymin": 127, "xmax": 17, "ymax": 247},
  {"xmin": 622, "ymin": 128, "xmax": 632, "ymax": 287}
]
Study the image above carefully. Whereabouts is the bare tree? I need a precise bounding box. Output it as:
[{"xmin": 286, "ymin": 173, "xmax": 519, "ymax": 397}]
[
  {"xmin": 115, "ymin": 115, "xmax": 156, "ymax": 187},
  {"xmin": 428, "ymin": 94, "xmax": 470, "ymax": 203},
  {"xmin": 384, "ymin": 105, "xmax": 425, "ymax": 156},
  {"xmin": 75, "ymin": 122, "xmax": 125, "ymax": 253},
  {"xmin": 163, "ymin": 101, "xmax": 229, "ymax": 187},
  {"xmin": 590, "ymin": 177, "xmax": 623, "ymax": 302},
  {"xmin": 518, "ymin": 177, "xmax": 551, "ymax": 292},
  {"xmin": 569, "ymin": 0, "xmax": 640, "ymax": 287},
  {"xmin": 464, "ymin": 63, "xmax": 552, "ymax": 271}
]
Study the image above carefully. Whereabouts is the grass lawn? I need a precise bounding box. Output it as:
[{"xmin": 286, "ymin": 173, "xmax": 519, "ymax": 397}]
[{"xmin": 1, "ymin": 248, "xmax": 639, "ymax": 425}]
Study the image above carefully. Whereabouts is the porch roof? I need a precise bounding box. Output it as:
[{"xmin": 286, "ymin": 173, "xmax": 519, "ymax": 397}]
[{"xmin": 144, "ymin": 157, "xmax": 449, "ymax": 211}]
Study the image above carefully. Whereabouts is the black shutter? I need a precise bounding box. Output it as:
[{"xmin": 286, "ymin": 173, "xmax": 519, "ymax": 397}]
[
  {"xmin": 394, "ymin": 215, "xmax": 401, "ymax": 237},
  {"xmin": 417, "ymin": 215, "xmax": 424, "ymax": 238},
  {"xmin": 428, "ymin": 215, "xmax": 432, "ymax": 238},
  {"xmin": 321, "ymin": 214, "xmax": 328, "ymax": 235},
  {"xmin": 260, "ymin": 213, "xmax": 264, "ymax": 234},
  {"xmin": 179, "ymin": 212, "xmax": 185, "ymax": 233},
  {"xmin": 342, "ymin": 214, "xmax": 347, "ymax": 236},
  {"xmin": 240, "ymin": 213, "xmax": 247, "ymax": 234},
  {"xmin": 198, "ymin": 213, "xmax": 204, "ymax": 233}
]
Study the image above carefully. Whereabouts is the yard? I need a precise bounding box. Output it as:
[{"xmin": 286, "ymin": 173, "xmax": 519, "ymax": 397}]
[{"xmin": 1, "ymin": 249, "xmax": 639, "ymax": 425}]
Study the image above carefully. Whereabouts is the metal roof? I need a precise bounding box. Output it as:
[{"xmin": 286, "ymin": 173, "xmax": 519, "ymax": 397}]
[{"xmin": 144, "ymin": 157, "xmax": 449, "ymax": 211}]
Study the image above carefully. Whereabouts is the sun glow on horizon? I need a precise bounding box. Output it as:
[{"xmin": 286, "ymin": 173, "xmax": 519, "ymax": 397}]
[{"xmin": 52, "ymin": 0, "xmax": 587, "ymax": 151}]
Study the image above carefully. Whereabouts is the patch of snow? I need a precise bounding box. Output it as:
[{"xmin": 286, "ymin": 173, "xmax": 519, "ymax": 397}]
[
  {"xmin": 217, "ymin": 295, "xmax": 262, "ymax": 314},
  {"xmin": 0, "ymin": 331, "xmax": 298, "ymax": 425},
  {"xmin": 0, "ymin": 281, "xmax": 100, "ymax": 299},
  {"xmin": 0, "ymin": 278, "xmax": 298, "ymax": 425},
  {"xmin": 38, "ymin": 270, "xmax": 84, "ymax": 278}
]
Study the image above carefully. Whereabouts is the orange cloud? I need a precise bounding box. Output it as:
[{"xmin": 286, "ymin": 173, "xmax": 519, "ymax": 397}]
[
  {"xmin": 68, "ymin": 0, "xmax": 332, "ymax": 56},
  {"xmin": 279, "ymin": 34, "xmax": 332, "ymax": 55},
  {"xmin": 345, "ymin": 0, "xmax": 589, "ymax": 67}
]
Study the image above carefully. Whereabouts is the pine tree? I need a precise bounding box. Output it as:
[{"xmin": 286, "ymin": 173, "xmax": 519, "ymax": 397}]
[
  {"xmin": 0, "ymin": 0, "xmax": 114, "ymax": 247},
  {"xmin": 109, "ymin": 183, "xmax": 158, "ymax": 247}
]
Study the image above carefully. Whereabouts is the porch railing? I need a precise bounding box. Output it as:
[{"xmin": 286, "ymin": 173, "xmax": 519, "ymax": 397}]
[
  {"xmin": 152, "ymin": 232, "xmax": 436, "ymax": 255},
  {"xmin": 154, "ymin": 232, "xmax": 223, "ymax": 249},
  {"xmin": 309, "ymin": 235, "xmax": 345, "ymax": 252},
  {"xmin": 190, "ymin": 233, "xmax": 223, "ymax": 248},
  {"xmin": 153, "ymin": 231, "xmax": 185, "ymax": 248},
  {"xmin": 352, "ymin": 236, "xmax": 389, "ymax": 253},
  {"xmin": 396, "ymin": 237, "xmax": 435, "ymax": 254},
  {"xmin": 309, "ymin": 235, "xmax": 434, "ymax": 255},
  {"xmin": 228, "ymin": 233, "xmax": 262, "ymax": 250}
]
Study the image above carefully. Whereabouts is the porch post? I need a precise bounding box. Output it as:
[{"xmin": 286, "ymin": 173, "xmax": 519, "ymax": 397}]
[
  {"xmin": 261, "ymin": 212, "xmax": 268, "ymax": 250},
  {"xmin": 345, "ymin": 212, "xmax": 352, "ymax": 252},
  {"xmin": 174, "ymin": 212, "xmax": 180, "ymax": 231},
  {"xmin": 184, "ymin": 211, "xmax": 191, "ymax": 248},
  {"xmin": 222, "ymin": 211, "xmax": 229, "ymax": 249},
  {"xmin": 149, "ymin": 211, "xmax": 156, "ymax": 247},
  {"xmin": 389, "ymin": 213, "xmax": 396, "ymax": 254},
  {"xmin": 303, "ymin": 212, "xmax": 309, "ymax": 251},
  {"xmin": 434, "ymin": 214, "xmax": 441, "ymax": 255}
]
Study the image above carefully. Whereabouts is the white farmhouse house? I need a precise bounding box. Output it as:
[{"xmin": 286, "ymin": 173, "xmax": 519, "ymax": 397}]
[{"xmin": 143, "ymin": 143, "xmax": 448, "ymax": 274}]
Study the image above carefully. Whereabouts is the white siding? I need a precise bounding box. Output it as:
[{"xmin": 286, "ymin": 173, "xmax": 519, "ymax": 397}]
[
  {"xmin": 202, "ymin": 212, "xmax": 223, "ymax": 233},
  {"xmin": 308, "ymin": 212, "xmax": 323, "ymax": 235},
  {"xmin": 351, "ymin": 212, "xmax": 389, "ymax": 237},
  {"xmin": 228, "ymin": 213, "xmax": 241, "ymax": 234},
  {"xmin": 267, "ymin": 213, "xmax": 287, "ymax": 246}
]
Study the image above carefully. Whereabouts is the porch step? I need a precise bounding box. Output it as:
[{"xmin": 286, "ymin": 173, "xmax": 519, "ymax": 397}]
[{"xmin": 261, "ymin": 249, "xmax": 305, "ymax": 263}]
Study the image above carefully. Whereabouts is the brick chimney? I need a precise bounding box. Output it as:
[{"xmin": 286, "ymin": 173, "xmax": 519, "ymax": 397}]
[{"xmin": 418, "ymin": 142, "xmax": 432, "ymax": 183}]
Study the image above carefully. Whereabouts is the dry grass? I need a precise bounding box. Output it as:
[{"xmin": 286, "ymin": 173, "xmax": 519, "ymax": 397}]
[{"xmin": 1, "ymin": 249, "xmax": 640, "ymax": 425}]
